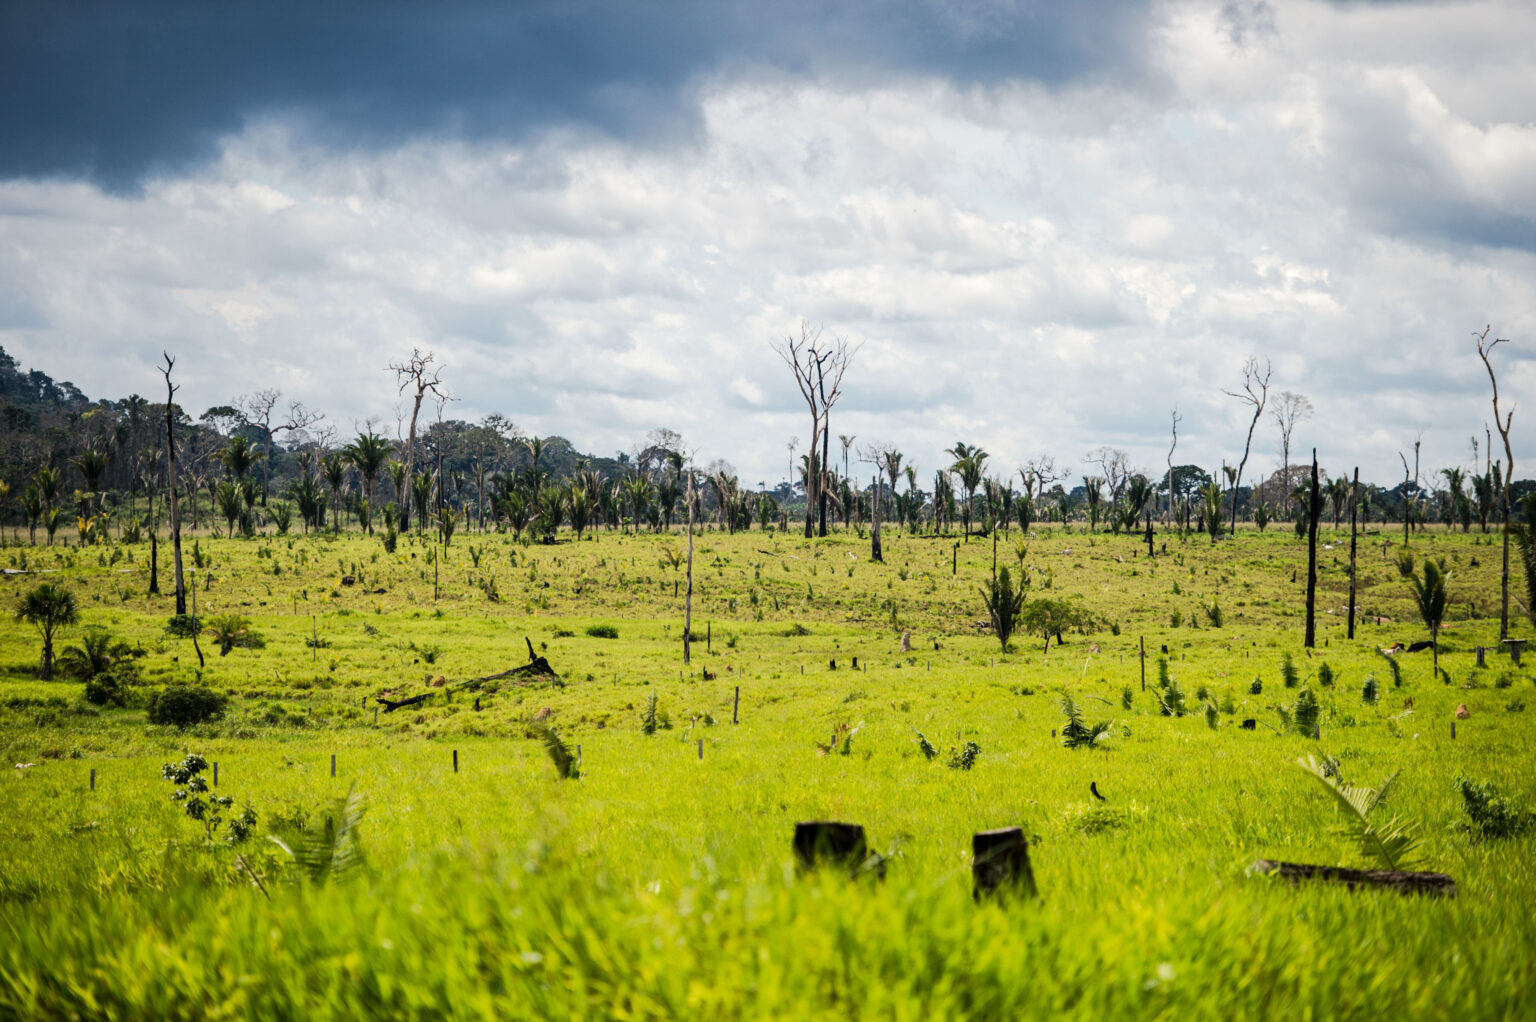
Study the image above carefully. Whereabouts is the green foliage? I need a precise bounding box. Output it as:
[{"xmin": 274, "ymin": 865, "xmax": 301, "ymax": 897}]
[
  {"xmin": 979, "ymin": 565, "xmax": 1027, "ymax": 651},
  {"xmin": 947, "ymin": 741, "xmax": 980, "ymax": 769},
  {"xmin": 1204, "ymin": 701, "xmax": 1220, "ymax": 729},
  {"xmin": 1060, "ymin": 695, "xmax": 1112, "ymax": 749},
  {"xmin": 1291, "ymin": 686, "xmax": 1320, "ymax": 737},
  {"xmin": 1452, "ymin": 775, "xmax": 1534, "ymax": 840},
  {"xmin": 1397, "ymin": 550, "xmax": 1450, "ymax": 647},
  {"xmin": 1317, "ymin": 662, "xmax": 1335, "ymax": 688},
  {"xmin": 146, "ymin": 686, "xmax": 228, "ymax": 728},
  {"xmin": 1362, "ymin": 675, "xmax": 1379, "ymax": 705},
  {"xmin": 585, "ymin": 624, "xmax": 619, "ymax": 639},
  {"xmin": 55, "ymin": 627, "xmax": 136, "ymax": 681},
  {"xmin": 160, "ymin": 753, "xmax": 256, "ymax": 844},
  {"xmin": 912, "ymin": 729, "xmax": 938, "ymax": 761},
  {"xmin": 1295, "ymin": 755, "xmax": 1422, "ymax": 871},
  {"xmin": 14, "ymin": 581, "xmax": 79, "ymax": 679},
  {"xmin": 203, "ymin": 613, "xmax": 261, "ymax": 656},
  {"xmin": 83, "ymin": 671, "xmax": 132, "ymax": 707},
  {"xmin": 1376, "ymin": 649, "xmax": 1403, "ymax": 687},
  {"xmin": 1514, "ymin": 492, "xmax": 1536, "ymax": 627},
  {"xmin": 1120, "ymin": 684, "xmax": 1134, "ymax": 710},
  {"xmin": 1204, "ymin": 597, "xmax": 1223, "ymax": 628},
  {"xmin": 1159, "ymin": 678, "xmax": 1188, "ymax": 717},
  {"xmin": 1281, "ymin": 652, "xmax": 1299, "ymax": 689},
  {"xmin": 268, "ymin": 786, "xmax": 368, "ymax": 884},
  {"xmin": 533, "ymin": 723, "xmax": 582, "ymax": 779},
  {"xmin": 641, "ymin": 691, "xmax": 660, "ymax": 735}
]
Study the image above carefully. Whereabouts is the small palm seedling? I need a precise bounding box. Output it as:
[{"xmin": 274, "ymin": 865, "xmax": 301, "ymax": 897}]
[
  {"xmin": 1158, "ymin": 679, "xmax": 1188, "ymax": 717},
  {"xmin": 979, "ymin": 565, "xmax": 1027, "ymax": 652},
  {"xmin": 816, "ymin": 721, "xmax": 861, "ymax": 756},
  {"xmin": 1061, "ymin": 695, "xmax": 1113, "ymax": 748},
  {"xmin": 640, "ymin": 691, "xmax": 663, "ymax": 735},
  {"xmin": 1295, "ymin": 754, "xmax": 1422, "ymax": 870},
  {"xmin": 1204, "ymin": 700, "xmax": 1220, "ymax": 729},
  {"xmin": 1317, "ymin": 662, "xmax": 1335, "ymax": 688},
  {"xmin": 1281, "ymin": 652, "xmax": 1299, "ymax": 688},
  {"xmin": 913, "ymin": 728, "xmax": 938, "ymax": 761},
  {"xmin": 161, "ymin": 753, "xmax": 256, "ymax": 844},
  {"xmin": 1288, "ymin": 686, "xmax": 1320, "ymax": 737},
  {"xmin": 1397, "ymin": 551, "xmax": 1450, "ymax": 677},
  {"xmin": 56, "ymin": 627, "xmax": 137, "ymax": 680},
  {"xmin": 269, "ymin": 785, "xmax": 368, "ymax": 885},
  {"xmin": 203, "ymin": 612, "xmax": 260, "ymax": 656},
  {"xmin": 1362, "ymin": 674, "xmax": 1379, "ymax": 705},
  {"xmin": 533, "ymin": 723, "xmax": 582, "ymax": 779},
  {"xmin": 1375, "ymin": 648, "xmax": 1403, "ymax": 687}
]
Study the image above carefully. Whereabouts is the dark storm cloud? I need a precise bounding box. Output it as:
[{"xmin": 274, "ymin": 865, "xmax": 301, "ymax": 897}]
[{"xmin": 0, "ymin": 0, "xmax": 1154, "ymax": 191}]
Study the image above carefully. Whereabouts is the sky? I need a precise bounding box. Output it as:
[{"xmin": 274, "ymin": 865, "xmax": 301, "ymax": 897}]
[{"xmin": 1, "ymin": 0, "xmax": 1533, "ymax": 492}]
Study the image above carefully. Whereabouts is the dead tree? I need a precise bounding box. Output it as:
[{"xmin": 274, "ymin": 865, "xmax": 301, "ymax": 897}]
[
  {"xmin": 1271, "ymin": 391, "xmax": 1312, "ymax": 516},
  {"xmin": 158, "ymin": 354, "xmax": 187, "ymax": 616},
  {"xmin": 241, "ymin": 389, "xmax": 324, "ymax": 506},
  {"xmin": 772, "ymin": 322, "xmax": 857, "ymax": 538},
  {"xmin": 1476, "ymin": 326, "xmax": 1516, "ymax": 639},
  {"xmin": 1165, "ymin": 407, "xmax": 1181, "ymax": 523},
  {"xmin": 1224, "ymin": 356, "xmax": 1272, "ymax": 535},
  {"xmin": 388, "ymin": 349, "xmax": 447, "ymax": 532}
]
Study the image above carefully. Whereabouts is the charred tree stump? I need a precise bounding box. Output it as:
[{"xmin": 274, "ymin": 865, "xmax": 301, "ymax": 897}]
[
  {"xmin": 794, "ymin": 821, "xmax": 869, "ymax": 875},
  {"xmin": 1252, "ymin": 859, "xmax": 1455, "ymax": 897},
  {"xmin": 377, "ymin": 692, "xmax": 431, "ymax": 712},
  {"xmin": 973, "ymin": 827, "xmax": 1037, "ymax": 900}
]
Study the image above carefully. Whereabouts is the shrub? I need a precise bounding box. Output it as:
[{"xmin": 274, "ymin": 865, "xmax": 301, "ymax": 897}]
[
  {"xmin": 1281, "ymin": 652, "xmax": 1299, "ymax": 688},
  {"xmin": 586, "ymin": 624, "xmax": 619, "ymax": 639},
  {"xmin": 1291, "ymin": 687, "xmax": 1320, "ymax": 737},
  {"xmin": 165, "ymin": 614, "xmax": 200, "ymax": 638},
  {"xmin": 1362, "ymin": 675, "xmax": 1379, "ymax": 705},
  {"xmin": 1453, "ymin": 775, "xmax": 1533, "ymax": 840},
  {"xmin": 83, "ymin": 671, "xmax": 131, "ymax": 708},
  {"xmin": 146, "ymin": 686, "xmax": 228, "ymax": 728}
]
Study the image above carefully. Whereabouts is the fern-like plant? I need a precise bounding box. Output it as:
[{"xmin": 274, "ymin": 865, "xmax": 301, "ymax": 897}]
[
  {"xmin": 1375, "ymin": 648, "xmax": 1403, "ymax": 687},
  {"xmin": 1362, "ymin": 674, "xmax": 1379, "ymax": 705},
  {"xmin": 268, "ymin": 785, "xmax": 367, "ymax": 884},
  {"xmin": 533, "ymin": 723, "xmax": 582, "ymax": 779},
  {"xmin": 1291, "ymin": 687, "xmax": 1320, "ymax": 737},
  {"xmin": 979, "ymin": 565, "xmax": 1027, "ymax": 652},
  {"xmin": 1158, "ymin": 679, "xmax": 1187, "ymax": 717},
  {"xmin": 1295, "ymin": 755, "xmax": 1422, "ymax": 870},
  {"xmin": 1060, "ymin": 695, "xmax": 1113, "ymax": 748},
  {"xmin": 913, "ymin": 729, "xmax": 938, "ymax": 761},
  {"xmin": 1281, "ymin": 652, "xmax": 1299, "ymax": 688},
  {"xmin": 641, "ymin": 691, "xmax": 659, "ymax": 735}
]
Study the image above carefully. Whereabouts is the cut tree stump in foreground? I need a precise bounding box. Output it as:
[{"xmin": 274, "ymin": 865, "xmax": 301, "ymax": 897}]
[
  {"xmin": 1251, "ymin": 859, "xmax": 1455, "ymax": 897},
  {"xmin": 973, "ymin": 827, "xmax": 1037, "ymax": 900}
]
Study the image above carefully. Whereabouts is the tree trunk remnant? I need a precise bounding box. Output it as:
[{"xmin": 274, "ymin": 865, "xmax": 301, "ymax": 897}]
[
  {"xmin": 159, "ymin": 354, "xmax": 186, "ymax": 616},
  {"xmin": 1305, "ymin": 450, "xmax": 1320, "ymax": 648},
  {"xmin": 1252, "ymin": 859, "xmax": 1455, "ymax": 897},
  {"xmin": 1348, "ymin": 467, "xmax": 1359, "ymax": 640},
  {"xmin": 973, "ymin": 827, "xmax": 1037, "ymax": 900}
]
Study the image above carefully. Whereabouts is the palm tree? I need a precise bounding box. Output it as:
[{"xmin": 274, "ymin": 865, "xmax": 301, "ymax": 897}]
[
  {"xmin": 1327, "ymin": 476, "xmax": 1352, "ymax": 531},
  {"xmin": 33, "ymin": 465, "xmax": 62, "ymax": 516},
  {"xmin": 948, "ymin": 443, "xmax": 988, "ymax": 537},
  {"xmin": 70, "ymin": 448, "xmax": 110, "ymax": 514},
  {"xmin": 624, "ymin": 476, "xmax": 652, "ymax": 533},
  {"xmin": 881, "ymin": 449, "xmax": 903, "ymax": 529},
  {"xmin": 203, "ymin": 612, "xmax": 254, "ymax": 656},
  {"xmin": 215, "ymin": 480, "xmax": 242, "ymax": 537},
  {"xmin": 1200, "ymin": 480, "xmax": 1224, "ymax": 544},
  {"xmin": 499, "ymin": 492, "xmax": 530, "ymax": 540},
  {"xmin": 217, "ymin": 435, "xmax": 262, "ymax": 481},
  {"xmin": 345, "ymin": 431, "xmax": 393, "ymax": 535},
  {"xmin": 981, "ymin": 566, "xmax": 1028, "ymax": 652},
  {"xmin": 568, "ymin": 485, "xmax": 592, "ymax": 539},
  {"xmin": 320, "ymin": 453, "xmax": 349, "ymax": 532},
  {"xmin": 1082, "ymin": 477, "xmax": 1104, "ymax": 532},
  {"xmin": 1397, "ymin": 551, "xmax": 1449, "ymax": 676},
  {"xmin": 411, "ymin": 468, "xmax": 436, "ymax": 533},
  {"xmin": 1510, "ymin": 493, "xmax": 1536, "ymax": 629},
  {"xmin": 16, "ymin": 582, "xmax": 78, "ymax": 679},
  {"xmin": 388, "ymin": 460, "xmax": 408, "ymax": 522},
  {"xmin": 56, "ymin": 627, "xmax": 133, "ymax": 679}
]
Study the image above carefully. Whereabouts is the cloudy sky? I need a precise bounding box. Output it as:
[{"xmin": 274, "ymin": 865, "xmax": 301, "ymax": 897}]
[{"xmin": 2, "ymin": 0, "xmax": 1532, "ymax": 491}]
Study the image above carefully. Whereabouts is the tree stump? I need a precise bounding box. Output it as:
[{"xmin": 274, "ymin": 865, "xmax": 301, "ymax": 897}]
[
  {"xmin": 794, "ymin": 821, "xmax": 867, "ymax": 873},
  {"xmin": 1251, "ymin": 859, "xmax": 1455, "ymax": 897},
  {"xmin": 1240, "ymin": 719, "xmax": 1257, "ymax": 730},
  {"xmin": 973, "ymin": 827, "xmax": 1037, "ymax": 900},
  {"xmin": 1505, "ymin": 639, "xmax": 1527, "ymax": 667}
]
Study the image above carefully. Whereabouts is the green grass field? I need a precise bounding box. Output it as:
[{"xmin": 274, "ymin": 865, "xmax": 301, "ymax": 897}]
[{"xmin": 2, "ymin": 520, "xmax": 1533, "ymax": 1019}]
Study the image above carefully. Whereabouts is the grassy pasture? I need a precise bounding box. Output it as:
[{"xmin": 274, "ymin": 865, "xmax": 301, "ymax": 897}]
[{"xmin": 1, "ymin": 521, "xmax": 1533, "ymax": 1019}]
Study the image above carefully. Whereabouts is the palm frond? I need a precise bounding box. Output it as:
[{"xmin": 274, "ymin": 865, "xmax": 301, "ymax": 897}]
[
  {"xmin": 534, "ymin": 723, "xmax": 581, "ymax": 779},
  {"xmin": 267, "ymin": 784, "xmax": 368, "ymax": 885},
  {"xmin": 1296, "ymin": 755, "xmax": 1421, "ymax": 870}
]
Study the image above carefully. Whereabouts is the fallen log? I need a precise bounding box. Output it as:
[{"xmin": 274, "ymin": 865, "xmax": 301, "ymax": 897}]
[
  {"xmin": 464, "ymin": 637, "xmax": 560, "ymax": 686},
  {"xmin": 377, "ymin": 692, "xmax": 431, "ymax": 713},
  {"xmin": 1251, "ymin": 859, "xmax": 1455, "ymax": 897}
]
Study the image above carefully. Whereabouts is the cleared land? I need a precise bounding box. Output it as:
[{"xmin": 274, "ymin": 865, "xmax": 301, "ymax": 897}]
[{"xmin": 2, "ymin": 521, "xmax": 1533, "ymax": 1019}]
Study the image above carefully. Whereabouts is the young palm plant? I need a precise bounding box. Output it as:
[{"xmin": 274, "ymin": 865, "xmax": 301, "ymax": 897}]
[
  {"xmin": 1060, "ymin": 695, "xmax": 1113, "ymax": 749},
  {"xmin": 1295, "ymin": 755, "xmax": 1422, "ymax": 870},
  {"xmin": 1397, "ymin": 551, "xmax": 1449, "ymax": 677},
  {"xmin": 15, "ymin": 582, "xmax": 79, "ymax": 679},
  {"xmin": 980, "ymin": 565, "xmax": 1027, "ymax": 652}
]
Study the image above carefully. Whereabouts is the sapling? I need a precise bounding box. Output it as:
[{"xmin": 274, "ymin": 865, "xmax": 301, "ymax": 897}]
[
  {"xmin": 160, "ymin": 753, "xmax": 255, "ymax": 844},
  {"xmin": 1295, "ymin": 754, "xmax": 1422, "ymax": 870}
]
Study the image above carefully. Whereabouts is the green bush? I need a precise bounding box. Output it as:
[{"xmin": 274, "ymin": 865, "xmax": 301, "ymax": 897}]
[
  {"xmin": 146, "ymin": 686, "xmax": 228, "ymax": 728},
  {"xmin": 83, "ymin": 671, "xmax": 131, "ymax": 708},
  {"xmin": 164, "ymin": 614, "xmax": 200, "ymax": 638},
  {"xmin": 585, "ymin": 624, "xmax": 619, "ymax": 639},
  {"xmin": 1453, "ymin": 775, "xmax": 1534, "ymax": 840}
]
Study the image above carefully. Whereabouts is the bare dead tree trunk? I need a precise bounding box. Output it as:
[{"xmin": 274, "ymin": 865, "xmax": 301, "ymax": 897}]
[
  {"xmin": 1304, "ymin": 450, "xmax": 1320, "ymax": 648},
  {"xmin": 390, "ymin": 349, "xmax": 445, "ymax": 533},
  {"xmin": 1166, "ymin": 407, "xmax": 1180, "ymax": 524},
  {"xmin": 1476, "ymin": 326, "xmax": 1516, "ymax": 640},
  {"xmin": 684, "ymin": 468, "xmax": 695, "ymax": 665},
  {"xmin": 1348, "ymin": 467, "xmax": 1359, "ymax": 640},
  {"xmin": 159, "ymin": 354, "xmax": 186, "ymax": 616},
  {"xmin": 871, "ymin": 473, "xmax": 882, "ymax": 562},
  {"xmin": 1225, "ymin": 357, "xmax": 1271, "ymax": 535}
]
